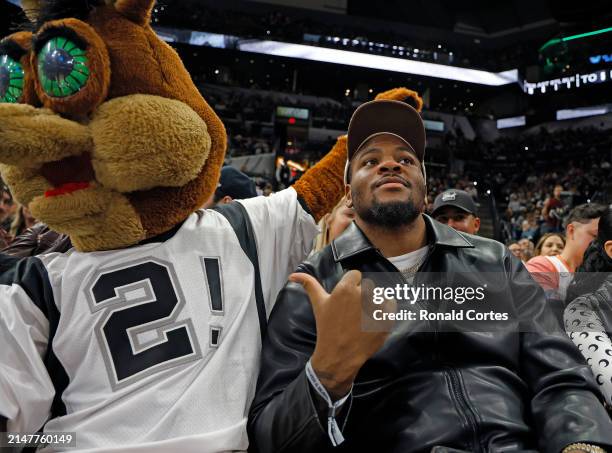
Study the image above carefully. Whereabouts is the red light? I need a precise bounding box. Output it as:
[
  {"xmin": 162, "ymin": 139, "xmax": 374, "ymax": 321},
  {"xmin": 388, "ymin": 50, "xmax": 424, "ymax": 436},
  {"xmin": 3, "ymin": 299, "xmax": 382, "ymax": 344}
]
[{"xmin": 288, "ymin": 117, "xmax": 296, "ymax": 124}]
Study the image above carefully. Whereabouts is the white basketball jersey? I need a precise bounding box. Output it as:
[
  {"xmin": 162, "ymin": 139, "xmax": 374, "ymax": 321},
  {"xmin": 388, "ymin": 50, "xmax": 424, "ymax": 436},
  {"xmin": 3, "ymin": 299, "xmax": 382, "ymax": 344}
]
[{"xmin": 0, "ymin": 187, "xmax": 318, "ymax": 452}]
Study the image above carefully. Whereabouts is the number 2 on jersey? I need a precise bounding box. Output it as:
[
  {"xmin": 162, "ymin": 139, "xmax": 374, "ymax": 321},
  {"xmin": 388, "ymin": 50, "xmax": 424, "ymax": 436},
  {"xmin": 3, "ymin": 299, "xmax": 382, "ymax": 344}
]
[{"xmin": 86, "ymin": 258, "xmax": 203, "ymax": 390}]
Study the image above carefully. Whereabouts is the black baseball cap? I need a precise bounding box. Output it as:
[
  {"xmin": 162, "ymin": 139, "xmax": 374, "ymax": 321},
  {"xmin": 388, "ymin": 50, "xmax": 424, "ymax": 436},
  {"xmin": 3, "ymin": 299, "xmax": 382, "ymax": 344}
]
[
  {"xmin": 215, "ymin": 166, "xmax": 257, "ymax": 200},
  {"xmin": 347, "ymin": 100, "xmax": 426, "ymax": 162},
  {"xmin": 432, "ymin": 189, "xmax": 477, "ymax": 217}
]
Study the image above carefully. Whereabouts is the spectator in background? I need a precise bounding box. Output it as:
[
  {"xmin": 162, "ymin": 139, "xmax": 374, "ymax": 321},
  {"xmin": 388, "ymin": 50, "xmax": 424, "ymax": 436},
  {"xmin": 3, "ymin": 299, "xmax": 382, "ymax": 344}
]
[
  {"xmin": 312, "ymin": 196, "xmax": 354, "ymax": 253},
  {"xmin": 0, "ymin": 186, "xmax": 14, "ymax": 233},
  {"xmin": 526, "ymin": 203, "xmax": 608, "ymax": 302},
  {"xmin": 541, "ymin": 184, "xmax": 566, "ymax": 233},
  {"xmin": 564, "ymin": 206, "xmax": 612, "ymax": 409},
  {"xmin": 519, "ymin": 217, "xmax": 538, "ymax": 242},
  {"xmin": 464, "ymin": 182, "xmax": 478, "ymax": 200},
  {"xmin": 431, "ymin": 189, "xmax": 480, "ymax": 235},
  {"xmin": 534, "ymin": 232, "xmax": 565, "ymax": 257},
  {"xmin": 202, "ymin": 166, "xmax": 258, "ymax": 208},
  {"xmin": 507, "ymin": 241, "xmax": 523, "ymax": 260},
  {"xmin": 0, "ymin": 186, "xmax": 14, "ymax": 247},
  {"xmin": 518, "ymin": 238, "xmax": 535, "ymax": 261},
  {"xmin": 507, "ymin": 193, "xmax": 524, "ymax": 216},
  {"xmin": 263, "ymin": 183, "xmax": 274, "ymax": 197},
  {"xmin": 566, "ymin": 206, "xmax": 612, "ymax": 304},
  {"xmin": 9, "ymin": 205, "xmax": 36, "ymax": 239}
]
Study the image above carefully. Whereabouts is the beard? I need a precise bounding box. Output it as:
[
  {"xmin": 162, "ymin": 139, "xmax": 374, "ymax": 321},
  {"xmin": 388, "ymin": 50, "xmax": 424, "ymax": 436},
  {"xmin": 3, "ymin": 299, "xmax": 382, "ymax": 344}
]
[{"xmin": 353, "ymin": 189, "xmax": 424, "ymax": 229}]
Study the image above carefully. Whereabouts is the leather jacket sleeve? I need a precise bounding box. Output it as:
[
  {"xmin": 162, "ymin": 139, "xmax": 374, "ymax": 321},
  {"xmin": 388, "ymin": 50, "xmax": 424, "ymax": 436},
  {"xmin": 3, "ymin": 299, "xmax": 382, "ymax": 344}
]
[
  {"xmin": 509, "ymin": 252, "xmax": 612, "ymax": 453},
  {"xmin": 1, "ymin": 223, "xmax": 71, "ymax": 257},
  {"xmin": 248, "ymin": 277, "xmax": 337, "ymax": 453},
  {"xmin": 0, "ymin": 224, "xmax": 41, "ymax": 257},
  {"xmin": 0, "ymin": 228, "xmax": 10, "ymax": 249}
]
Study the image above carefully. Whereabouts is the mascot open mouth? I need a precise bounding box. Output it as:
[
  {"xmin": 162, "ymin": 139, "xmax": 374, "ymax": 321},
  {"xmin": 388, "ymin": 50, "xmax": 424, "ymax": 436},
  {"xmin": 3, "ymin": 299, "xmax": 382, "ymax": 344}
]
[
  {"xmin": 41, "ymin": 153, "xmax": 95, "ymax": 197},
  {"xmin": 44, "ymin": 182, "xmax": 90, "ymax": 197}
]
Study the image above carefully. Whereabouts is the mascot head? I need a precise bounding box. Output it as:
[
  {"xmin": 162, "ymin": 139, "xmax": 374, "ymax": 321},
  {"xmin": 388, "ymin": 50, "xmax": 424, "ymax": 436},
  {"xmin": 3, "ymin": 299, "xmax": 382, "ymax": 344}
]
[{"xmin": 0, "ymin": 0, "xmax": 226, "ymax": 251}]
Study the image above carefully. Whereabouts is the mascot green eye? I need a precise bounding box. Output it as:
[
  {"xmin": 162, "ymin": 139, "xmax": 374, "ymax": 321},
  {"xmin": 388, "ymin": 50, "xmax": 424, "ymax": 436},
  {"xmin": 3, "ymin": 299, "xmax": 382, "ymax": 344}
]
[
  {"xmin": 0, "ymin": 54, "xmax": 24, "ymax": 103},
  {"xmin": 37, "ymin": 37, "xmax": 89, "ymax": 97}
]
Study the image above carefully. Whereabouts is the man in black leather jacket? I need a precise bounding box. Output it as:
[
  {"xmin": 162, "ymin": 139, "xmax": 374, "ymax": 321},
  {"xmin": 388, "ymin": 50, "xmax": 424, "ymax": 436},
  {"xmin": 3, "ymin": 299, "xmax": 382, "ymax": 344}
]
[{"xmin": 248, "ymin": 100, "xmax": 612, "ymax": 453}]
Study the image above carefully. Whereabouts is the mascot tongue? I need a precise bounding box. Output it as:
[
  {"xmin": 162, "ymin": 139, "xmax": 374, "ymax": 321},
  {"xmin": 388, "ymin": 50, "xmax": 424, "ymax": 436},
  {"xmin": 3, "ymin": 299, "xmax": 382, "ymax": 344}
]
[{"xmin": 42, "ymin": 153, "xmax": 95, "ymax": 197}]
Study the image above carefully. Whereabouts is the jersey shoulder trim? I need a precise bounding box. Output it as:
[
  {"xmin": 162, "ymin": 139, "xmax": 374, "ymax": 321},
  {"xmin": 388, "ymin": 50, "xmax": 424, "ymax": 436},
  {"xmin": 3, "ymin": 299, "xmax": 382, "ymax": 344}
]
[
  {"xmin": 0, "ymin": 253, "xmax": 69, "ymax": 419},
  {"xmin": 0, "ymin": 254, "xmax": 55, "ymax": 320}
]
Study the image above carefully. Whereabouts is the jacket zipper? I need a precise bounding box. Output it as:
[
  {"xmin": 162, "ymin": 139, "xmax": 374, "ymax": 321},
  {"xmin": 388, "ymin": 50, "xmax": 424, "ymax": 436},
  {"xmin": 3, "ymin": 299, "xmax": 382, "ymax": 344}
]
[
  {"xmin": 418, "ymin": 244, "xmax": 481, "ymax": 451},
  {"xmin": 374, "ymin": 231, "xmax": 482, "ymax": 450},
  {"xmin": 446, "ymin": 366, "xmax": 482, "ymax": 453}
]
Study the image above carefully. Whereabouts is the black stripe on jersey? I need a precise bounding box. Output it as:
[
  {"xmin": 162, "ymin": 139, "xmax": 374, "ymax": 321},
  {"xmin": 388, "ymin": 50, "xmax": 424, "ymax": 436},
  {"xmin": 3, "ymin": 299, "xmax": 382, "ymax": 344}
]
[
  {"xmin": 0, "ymin": 254, "xmax": 55, "ymax": 320},
  {"xmin": 297, "ymin": 195, "xmax": 313, "ymax": 218},
  {"xmin": 210, "ymin": 326, "xmax": 221, "ymax": 348},
  {"xmin": 203, "ymin": 258, "xmax": 223, "ymax": 312},
  {"xmin": 0, "ymin": 415, "xmax": 6, "ymax": 432},
  {"xmin": 0, "ymin": 254, "xmax": 69, "ymax": 419},
  {"xmin": 213, "ymin": 202, "xmax": 267, "ymax": 341}
]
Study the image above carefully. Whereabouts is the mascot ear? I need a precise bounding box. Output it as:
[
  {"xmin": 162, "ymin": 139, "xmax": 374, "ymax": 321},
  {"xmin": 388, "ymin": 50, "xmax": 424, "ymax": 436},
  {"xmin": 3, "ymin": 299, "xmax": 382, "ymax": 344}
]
[
  {"xmin": 113, "ymin": 0, "xmax": 155, "ymax": 25},
  {"xmin": 21, "ymin": 0, "xmax": 41, "ymax": 23},
  {"xmin": 375, "ymin": 87, "xmax": 424, "ymax": 112}
]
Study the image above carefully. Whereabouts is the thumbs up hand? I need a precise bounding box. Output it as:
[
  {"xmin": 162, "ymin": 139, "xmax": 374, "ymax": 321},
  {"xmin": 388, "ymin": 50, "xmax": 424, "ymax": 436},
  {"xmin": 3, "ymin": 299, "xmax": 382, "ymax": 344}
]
[{"xmin": 290, "ymin": 270, "xmax": 395, "ymax": 399}]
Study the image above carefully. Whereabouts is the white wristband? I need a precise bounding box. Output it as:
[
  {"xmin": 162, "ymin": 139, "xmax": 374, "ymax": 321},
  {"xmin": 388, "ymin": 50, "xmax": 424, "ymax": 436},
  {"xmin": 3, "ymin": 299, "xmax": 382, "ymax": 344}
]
[{"xmin": 305, "ymin": 360, "xmax": 352, "ymax": 447}]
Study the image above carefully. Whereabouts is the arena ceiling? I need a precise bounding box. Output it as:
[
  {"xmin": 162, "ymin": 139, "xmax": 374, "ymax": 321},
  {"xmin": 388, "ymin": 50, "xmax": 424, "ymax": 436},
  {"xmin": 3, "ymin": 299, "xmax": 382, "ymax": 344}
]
[{"xmin": 348, "ymin": 0, "xmax": 611, "ymax": 37}]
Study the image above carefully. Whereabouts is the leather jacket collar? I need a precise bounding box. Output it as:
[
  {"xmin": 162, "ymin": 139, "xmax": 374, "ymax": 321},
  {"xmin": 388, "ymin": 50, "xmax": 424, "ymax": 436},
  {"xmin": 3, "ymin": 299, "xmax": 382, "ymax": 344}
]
[{"xmin": 331, "ymin": 214, "xmax": 474, "ymax": 262}]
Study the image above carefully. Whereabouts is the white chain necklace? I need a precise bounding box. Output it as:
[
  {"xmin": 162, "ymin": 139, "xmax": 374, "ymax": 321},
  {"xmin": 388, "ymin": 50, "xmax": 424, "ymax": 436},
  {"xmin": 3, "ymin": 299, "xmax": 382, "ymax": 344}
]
[{"xmin": 399, "ymin": 254, "xmax": 426, "ymax": 281}]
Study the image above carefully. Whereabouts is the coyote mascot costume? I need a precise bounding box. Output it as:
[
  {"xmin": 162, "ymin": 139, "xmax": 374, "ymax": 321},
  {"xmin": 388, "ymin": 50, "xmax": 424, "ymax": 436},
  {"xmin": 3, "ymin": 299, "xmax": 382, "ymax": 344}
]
[{"xmin": 0, "ymin": 0, "xmax": 422, "ymax": 450}]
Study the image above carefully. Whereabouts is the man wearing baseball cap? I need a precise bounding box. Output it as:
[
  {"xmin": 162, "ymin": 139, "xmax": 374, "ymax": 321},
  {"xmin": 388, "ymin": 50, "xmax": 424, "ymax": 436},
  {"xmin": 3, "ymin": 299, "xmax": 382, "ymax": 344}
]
[
  {"xmin": 432, "ymin": 189, "xmax": 481, "ymax": 235},
  {"xmin": 344, "ymin": 99, "xmax": 426, "ymax": 183},
  {"xmin": 249, "ymin": 99, "xmax": 612, "ymax": 453},
  {"xmin": 202, "ymin": 166, "xmax": 258, "ymax": 208}
]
